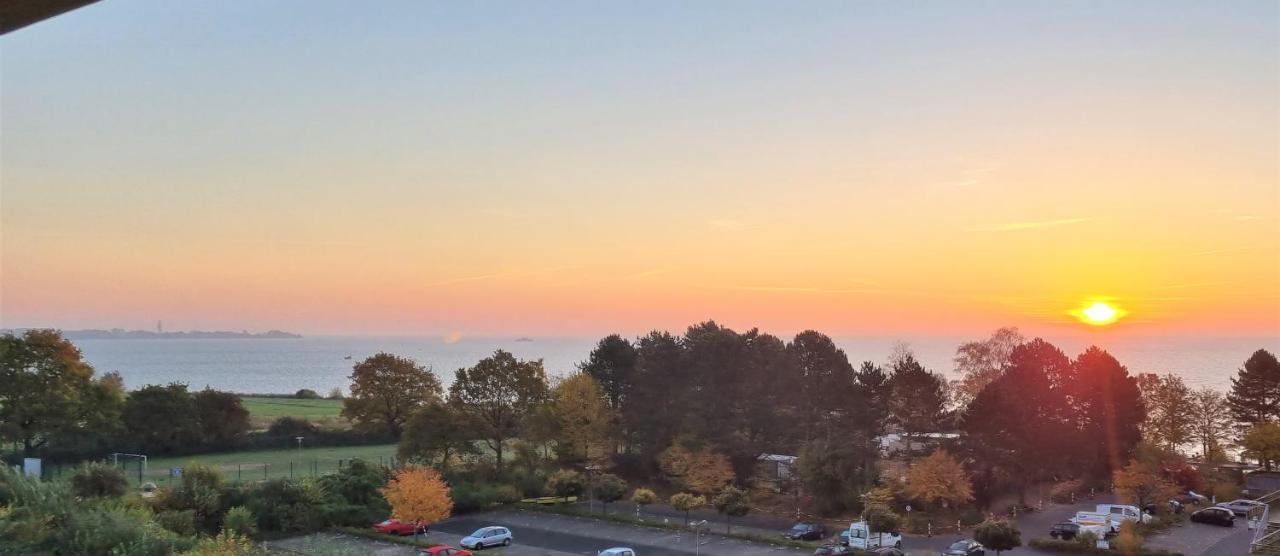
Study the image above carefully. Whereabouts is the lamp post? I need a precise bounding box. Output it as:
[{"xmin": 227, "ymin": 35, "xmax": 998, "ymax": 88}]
[{"xmin": 691, "ymin": 519, "xmax": 708, "ymax": 556}]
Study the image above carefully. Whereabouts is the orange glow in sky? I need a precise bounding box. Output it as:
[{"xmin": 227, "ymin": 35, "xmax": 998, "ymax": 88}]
[{"xmin": 1, "ymin": 2, "xmax": 1277, "ymax": 338}]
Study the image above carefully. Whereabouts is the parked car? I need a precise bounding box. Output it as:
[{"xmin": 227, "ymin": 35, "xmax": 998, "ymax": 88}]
[
  {"xmin": 460, "ymin": 526, "xmax": 513, "ymax": 550},
  {"xmin": 374, "ymin": 519, "xmax": 427, "ymax": 536},
  {"xmin": 813, "ymin": 545, "xmax": 853, "ymax": 556},
  {"xmin": 944, "ymin": 539, "xmax": 985, "ymax": 556},
  {"xmin": 868, "ymin": 548, "xmax": 906, "ymax": 556},
  {"xmin": 1174, "ymin": 491, "xmax": 1210, "ymax": 505},
  {"xmin": 785, "ymin": 522, "xmax": 828, "ymax": 540},
  {"xmin": 1049, "ymin": 521, "xmax": 1081, "ymax": 540},
  {"xmin": 598, "ymin": 548, "xmax": 636, "ymax": 556},
  {"xmin": 1216, "ymin": 499, "xmax": 1265, "ymax": 517},
  {"xmin": 419, "ymin": 547, "xmax": 473, "ymax": 556},
  {"xmin": 1190, "ymin": 507, "xmax": 1236, "ymax": 527}
]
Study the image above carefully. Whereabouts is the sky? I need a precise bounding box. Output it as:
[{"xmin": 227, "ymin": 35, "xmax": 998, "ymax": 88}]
[{"xmin": 2, "ymin": 0, "xmax": 1277, "ymax": 338}]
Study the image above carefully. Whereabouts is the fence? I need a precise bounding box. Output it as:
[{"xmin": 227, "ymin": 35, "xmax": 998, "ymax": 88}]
[
  {"xmin": 1250, "ymin": 489, "xmax": 1280, "ymax": 555},
  {"xmin": 114, "ymin": 454, "xmax": 404, "ymax": 486}
]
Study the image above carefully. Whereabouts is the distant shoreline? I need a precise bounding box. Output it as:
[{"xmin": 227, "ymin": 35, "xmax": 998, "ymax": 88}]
[{"xmin": 4, "ymin": 328, "xmax": 302, "ymax": 340}]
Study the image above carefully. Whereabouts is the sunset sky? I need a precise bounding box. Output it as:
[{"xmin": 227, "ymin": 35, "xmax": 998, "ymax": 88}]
[{"xmin": 2, "ymin": 1, "xmax": 1277, "ymax": 337}]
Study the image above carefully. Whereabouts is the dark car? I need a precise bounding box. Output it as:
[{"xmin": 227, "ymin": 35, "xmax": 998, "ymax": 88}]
[
  {"xmin": 812, "ymin": 545, "xmax": 853, "ymax": 556},
  {"xmin": 785, "ymin": 522, "xmax": 828, "ymax": 541},
  {"xmin": 1190, "ymin": 507, "xmax": 1236, "ymax": 527},
  {"xmin": 944, "ymin": 539, "xmax": 985, "ymax": 556},
  {"xmin": 1049, "ymin": 521, "xmax": 1081, "ymax": 540}
]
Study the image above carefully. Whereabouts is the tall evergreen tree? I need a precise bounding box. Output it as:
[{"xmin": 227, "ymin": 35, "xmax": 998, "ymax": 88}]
[
  {"xmin": 1069, "ymin": 346, "xmax": 1145, "ymax": 479},
  {"xmin": 887, "ymin": 352, "xmax": 948, "ymax": 446},
  {"xmin": 1227, "ymin": 349, "xmax": 1280, "ymax": 427},
  {"xmin": 579, "ymin": 334, "xmax": 638, "ymax": 452}
]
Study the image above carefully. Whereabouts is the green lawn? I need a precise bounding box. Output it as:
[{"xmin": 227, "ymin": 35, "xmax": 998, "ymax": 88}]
[
  {"xmin": 239, "ymin": 396, "xmax": 348, "ymax": 430},
  {"xmin": 128, "ymin": 444, "xmax": 398, "ymax": 485},
  {"xmin": 239, "ymin": 396, "xmax": 344, "ymax": 418}
]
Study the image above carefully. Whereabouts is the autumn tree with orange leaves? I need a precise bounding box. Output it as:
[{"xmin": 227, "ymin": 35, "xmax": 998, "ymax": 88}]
[
  {"xmin": 904, "ymin": 449, "xmax": 974, "ymax": 509},
  {"xmin": 380, "ymin": 467, "xmax": 453, "ymax": 529},
  {"xmin": 658, "ymin": 442, "xmax": 734, "ymax": 496}
]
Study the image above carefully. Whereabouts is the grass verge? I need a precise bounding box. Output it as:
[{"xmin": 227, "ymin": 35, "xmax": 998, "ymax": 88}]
[{"xmin": 130, "ymin": 444, "xmax": 398, "ymax": 484}]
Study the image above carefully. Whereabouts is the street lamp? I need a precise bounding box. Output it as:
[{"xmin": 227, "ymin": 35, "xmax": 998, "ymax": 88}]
[{"xmin": 691, "ymin": 520, "xmax": 708, "ymax": 556}]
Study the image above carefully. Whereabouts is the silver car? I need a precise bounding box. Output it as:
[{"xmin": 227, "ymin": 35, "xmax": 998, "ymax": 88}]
[{"xmin": 461, "ymin": 526, "xmax": 512, "ymax": 549}]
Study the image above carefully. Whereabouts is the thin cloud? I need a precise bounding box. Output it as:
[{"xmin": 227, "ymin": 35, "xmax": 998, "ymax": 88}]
[{"xmin": 975, "ymin": 217, "xmax": 1092, "ymax": 232}]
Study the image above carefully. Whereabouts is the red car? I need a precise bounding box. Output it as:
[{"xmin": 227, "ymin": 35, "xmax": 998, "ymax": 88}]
[
  {"xmin": 419, "ymin": 547, "xmax": 473, "ymax": 556},
  {"xmin": 373, "ymin": 518, "xmax": 428, "ymax": 535}
]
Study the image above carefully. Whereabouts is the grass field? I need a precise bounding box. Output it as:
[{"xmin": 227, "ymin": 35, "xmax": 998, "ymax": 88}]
[
  {"xmin": 126, "ymin": 444, "xmax": 399, "ymax": 485},
  {"xmin": 239, "ymin": 396, "xmax": 347, "ymax": 430}
]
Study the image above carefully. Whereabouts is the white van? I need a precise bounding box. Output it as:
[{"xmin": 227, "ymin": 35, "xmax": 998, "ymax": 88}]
[
  {"xmin": 846, "ymin": 521, "xmax": 902, "ymax": 550},
  {"xmin": 1096, "ymin": 504, "xmax": 1153, "ymax": 527}
]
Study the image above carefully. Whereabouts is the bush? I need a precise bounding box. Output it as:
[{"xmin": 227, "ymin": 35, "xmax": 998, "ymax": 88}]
[
  {"xmin": 295, "ymin": 389, "xmax": 322, "ymax": 399},
  {"xmin": 154, "ymin": 462, "xmax": 227, "ymax": 533},
  {"xmin": 973, "ymin": 519, "xmax": 1021, "ymax": 554},
  {"xmin": 327, "ymin": 388, "xmax": 344, "ymax": 400},
  {"xmin": 242, "ymin": 478, "xmax": 328, "ymax": 533},
  {"xmin": 222, "ymin": 505, "xmax": 258, "ymax": 536},
  {"xmin": 513, "ymin": 469, "xmax": 547, "ymax": 498},
  {"xmin": 632, "ymin": 488, "xmax": 658, "ymax": 507},
  {"xmin": 156, "ymin": 509, "xmax": 198, "ymax": 536},
  {"xmin": 494, "ymin": 484, "xmax": 522, "ymax": 505},
  {"xmin": 451, "ymin": 482, "xmax": 498, "ymax": 514},
  {"xmin": 592, "ymin": 474, "xmax": 628, "ymax": 512},
  {"xmin": 267, "ymin": 416, "xmax": 320, "ymax": 437},
  {"xmin": 547, "ymin": 469, "xmax": 585, "ymax": 499},
  {"xmin": 71, "ymin": 462, "xmax": 129, "ymax": 498}
]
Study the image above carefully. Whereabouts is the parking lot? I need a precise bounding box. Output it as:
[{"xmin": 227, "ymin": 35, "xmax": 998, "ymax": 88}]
[{"xmin": 271, "ymin": 500, "xmax": 1256, "ymax": 556}]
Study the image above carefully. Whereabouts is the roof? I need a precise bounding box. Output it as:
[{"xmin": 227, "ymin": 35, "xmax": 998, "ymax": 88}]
[{"xmin": 759, "ymin": 453, "xmax": 798, "ymax": 463}]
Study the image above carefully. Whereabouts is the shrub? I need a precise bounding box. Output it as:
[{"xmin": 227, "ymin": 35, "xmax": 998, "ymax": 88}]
[
  {"xmin": 154, "ymin": 462, "xmax": 227, "ymax": 533},
  {"xmin": 973, "ymin": 519, "xmax": 1021, "ymax": 555},
  {"xmin": 547, "ymin": 469, "xmax": 585, "ymax": 499},
  {"xmin": 243, "ymin": 478, "xmax": 328, "ymax": 533},
  {"xmin": 632, "ymin": 488, "xmax": 658, "ymax": 507},
  {"xmin": 450, "ymin": 482, "xmax": 498, "ymax": 514},
  {"xmin": 222, "ymin": 505, "xmax": 257, "ymax": 536},
  {"xmin": 156, "ymin": 509, "xmax": 198, "ymax": 536},
  {"xmin": 71, "ymin": 462, "xmax": 129, "ymax": 498},
  {"xmin": 592, "ymin": 474, "xmax": 628, "ymax": 513},
  {"xmin": 296, "ymin": 389, "xmax": 322, "ymax": 399},
  {"xmin": 669, "ymin": 492, "xmax": 706, "ymax": 525},
  {"xmin": 513, "ymin": 469, "xmax": 547, "ymax": 498},
  {"xmin": 1076, "ymin": 530, "xmax": 1099, "ymax": 549},
  {"xmin": 189, "ymin": 530, "xmax": 259, "ymax": 555},
  {"xmin": 319, "ymin": 458, "xmax": 390, "ymax": 519},
  {"xmin": 494, "ymin": 484, "xmax": 522, "ymax": 505},
  {"xmin": 267, "ymin": 416, "xmax": 320, "ymax": 437},
  {"xmin": 1114, "ymin": 521, "xmax": 1143, "ymax": 553},
  {"xmin": 327, "ymin": 388, "xmax": 344, "ymax": 400}
]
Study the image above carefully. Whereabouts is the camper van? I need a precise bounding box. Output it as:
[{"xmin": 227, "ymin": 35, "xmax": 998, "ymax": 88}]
[
  {"xmin": 1069, "ymin": 511, "xmax": 1117, "ymax": 536},
  {"xmin": 846, "ymin": 521, "xmax": 903, "ymax": 550},
  {"xmin": 1096, "ymin": 504, "xmax": 1153, "ymax": 527}
]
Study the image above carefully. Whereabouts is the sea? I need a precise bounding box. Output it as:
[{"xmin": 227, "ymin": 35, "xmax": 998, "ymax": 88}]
[{"xmin": 73, "ymin": 334, "xmax": 1278, "ymax": 396}]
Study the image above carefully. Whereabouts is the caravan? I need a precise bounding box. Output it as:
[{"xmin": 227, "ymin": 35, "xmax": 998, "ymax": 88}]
[{"xmin": 1069, "ymin": 511, "xmax": 1116, "ymax": 536}]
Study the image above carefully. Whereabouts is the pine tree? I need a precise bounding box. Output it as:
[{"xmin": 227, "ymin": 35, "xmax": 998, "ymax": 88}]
[{"xmin": 1227, "ymin": 349, "xmax": 1280, "ymax": 428}]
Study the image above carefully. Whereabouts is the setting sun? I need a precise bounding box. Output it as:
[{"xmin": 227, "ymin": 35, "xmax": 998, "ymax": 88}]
[{"xmin": 1074, "ymin": 301, "xmax": 1125, "ymax": 326}]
